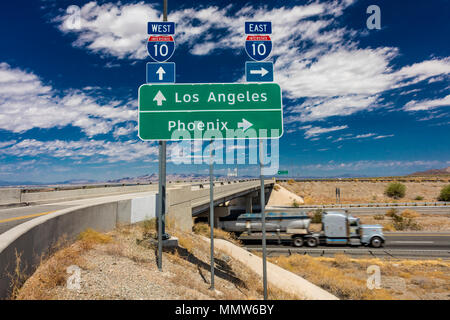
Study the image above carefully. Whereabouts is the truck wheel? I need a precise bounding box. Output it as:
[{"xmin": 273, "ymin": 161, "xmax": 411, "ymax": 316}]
[
  {"xmin": 370, "ymin": 236, "xmax": 383, "ymax": 248},
  {"xmin": 306, "ymin": 237, "xmax": 318, "ymax": 247},
  {"xmin": 292, "ymin": 237, "xmax": 304, "ymax": 247}
]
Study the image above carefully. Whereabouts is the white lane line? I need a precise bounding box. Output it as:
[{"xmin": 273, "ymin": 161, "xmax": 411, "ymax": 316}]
[{"xmin": 389, "ymin": 241, "xmax": 434, "ymax": 244}]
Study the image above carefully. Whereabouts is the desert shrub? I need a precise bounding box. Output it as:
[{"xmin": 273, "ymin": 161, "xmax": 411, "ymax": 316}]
[
  {"xmin": 142, "ymin": 218, "xmax": 157, "ymax": 237},
  {"xmin": 385, "ymin": 208, "xmax": 398, "ymax": 217},
  {"xmin": 292, "ymin": 199, "xmax": 300, "ymax": 208},
  {"xmin": 438, "ymin": 185, "xmax": 450, "ymax": 201},
  {"xmin": 374, "ymin": 214, "xmax": 384, "ymax": 220},
  {"xmin": 287, "ymin": 179, "xmax": 295, "ymax": 185},
  {"xmin": 310, "ymin": 209, "xmax": 323, "ymax": 223},
  {"xmin": 391, "ymin": 213, "xmax": 422, "ymax": 231},
  {"xmin": 401, "ymin": 209, "xmax": 420, "ymax": 218},
  {"xmin": 384, "ymin": 182, "xmax": 406, "ymax": 199},
  {"xmin": 383, "ymin": 224, "xmax": 396, "ymax": 232},
  {"xmin": 273, "ymin": 184, "xmax": 280, "ymax": 191},
  {"xmin": 414, "ymin": 195, "xmax": 424, "ymax": 201}
]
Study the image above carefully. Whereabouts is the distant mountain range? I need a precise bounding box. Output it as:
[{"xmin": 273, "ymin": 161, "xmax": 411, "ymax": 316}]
[
  {"xmin": 1, "ymin": 167, "xmax": 448, "ymax": 187},
  {"xmin": 107, "ymin": 173, "xmax": 212, "ymax": 184},
  {"xmin": 0, "ymin": 179, "xmax": 97, "ymax": 187},
  {"xmin": 410, "ymin": 166, "xmax": 450, "ymax": 176}
]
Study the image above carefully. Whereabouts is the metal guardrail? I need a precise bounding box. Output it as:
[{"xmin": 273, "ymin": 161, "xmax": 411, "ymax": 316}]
[
  {"xmin": 290, "ymin": 202, "xmax": 450, "ymax": 208},
  {"xmin": 5, "ymin": 178, "xmax": 258, "ymax": 193}
]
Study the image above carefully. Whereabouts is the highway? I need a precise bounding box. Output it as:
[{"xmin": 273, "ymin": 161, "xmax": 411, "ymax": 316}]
[{"xmin": 243, "ymin": 232, "xmax": 450, "ymax": 259}]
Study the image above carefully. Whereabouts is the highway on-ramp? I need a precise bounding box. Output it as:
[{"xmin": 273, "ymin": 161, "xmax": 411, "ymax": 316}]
[{"xmin": 0, "ymin": 203, "xmax": 75, "ymax": 235}]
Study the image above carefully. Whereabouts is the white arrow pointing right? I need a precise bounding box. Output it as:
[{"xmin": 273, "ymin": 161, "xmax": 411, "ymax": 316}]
[
  {"xmin": 237, "ymin": 118, "xmax": 253, "ymax": 132},
  {"xmin": 250, "ymin": 67, "xmax": 269, "ymax": 77}
]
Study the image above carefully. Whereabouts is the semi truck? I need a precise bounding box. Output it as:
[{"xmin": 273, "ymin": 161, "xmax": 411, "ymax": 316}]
[{"xmin": 218, "ymin": 211, "xmax": 385, "ymax": 248}]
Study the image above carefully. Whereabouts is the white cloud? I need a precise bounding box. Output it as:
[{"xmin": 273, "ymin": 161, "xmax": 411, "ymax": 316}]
[
  {"xmin": 0, "ymin": 140, "xmax": 16, "ymax": 148},
  {"xmin": 300, "ymin": 160, "xmax": 449, "ymax": 171},
  {"xmin": 113, "ymin": 123, "xmax": 137, "ymax": 137},
  {"xmin": 333, "ymin": 133, "xmax": 376, "ymax": 142},
  {"xmin": 403, "ymin": 94, "xmax": 450, "ymax": 111},
  {"xmin": 51, "ymin": 1, "xmax": 450, "ymax": 124},
  {"xmin": 303, "ymin": 125, "xmax": 348, "ymax": 139},
  {"xmin": 373, "ymin": 134, "xmax": 394, "ymax": 140},
  {"xmin": 0, "ymin": 63, "xmax": 135, "ymax": 136},
  {"xmin": 287, "ymin": 94, "xmax": 378, "ymax": 122},
  {"xmin": 2, "ymin": 139, "xmax": 158, "ymax": 163}
]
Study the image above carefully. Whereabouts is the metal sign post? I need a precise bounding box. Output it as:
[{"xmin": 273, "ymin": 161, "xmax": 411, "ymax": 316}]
[
  {"xmin": 260, "ymin": 139, "xmax": 268, "ymax": 300},
  {"xmin": 157, "ymin": 0, "xmax": 169, "ymax": 272},
  {"xmin": 209, "ymin": 140, "xmax": 215, "ymax": 290},
  {"xmin": 245, "ymin": 20, "xmax": 273, "ymax": 300}
]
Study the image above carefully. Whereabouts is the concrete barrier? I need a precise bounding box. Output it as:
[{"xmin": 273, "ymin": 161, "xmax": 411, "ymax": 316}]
[
  {"xmin": 0, "ymin": 188, "xmax": 21, "ymax": 206},
  {"xmin": 21, "ymin": 185, "xmax": 158, "ymax": 204},
  {"xmin": 0, "ymin": 192, "xmax": 157, "ymax": 299},
  {"xmin": 167, "ymin": 185, "xmax": 193, "ymax": 232}
]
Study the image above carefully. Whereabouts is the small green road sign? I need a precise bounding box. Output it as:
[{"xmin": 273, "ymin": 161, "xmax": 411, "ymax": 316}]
[
  {"xmin": 138, "ymin": 83, "xmax": 283, "ymax": 140},
  {"xmin": 277, "ymin": 170, "xmax": 288, "ymax": 175}
]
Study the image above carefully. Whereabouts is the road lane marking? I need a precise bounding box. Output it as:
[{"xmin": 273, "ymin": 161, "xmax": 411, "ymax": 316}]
[
  {"xmin": 0, "ymin": 211, "xmax": 57, "ymax": 224},
  {"xmin": 389, "ymin": 241, "xmax": 434, "ymax": 244}
]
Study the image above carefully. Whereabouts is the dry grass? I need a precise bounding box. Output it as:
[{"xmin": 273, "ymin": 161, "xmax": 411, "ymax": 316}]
[
  {"xmin": 269, "ymin": 253, "xmax": 450, "ymax": 300},
  {"xmin": 357, "ymin": 211, "xmax": 450, "ymax": 232},
  {"xmin": 16, "ymin": 222, "xmax": 298, "ymax": 300},
  {"xmin": 269, "ymin": 254, "xmax": 393, "ymax": 300},
  {"xmin": 15, "ymin": 229, "xmax": 113, "ymax": 300},
  {"xmin": 7, "ymin": 250, "xmax": 28, "ymax": 300},
  {"xmin": 78, "ymin": 228, "xmax": 112, "ymax": 250},
  {"xmin": 193, "ymin": 222, "xmax": 242, "ymax": 246},
  {"xmin": 401, "ymin": 209, "xmax": 420, "ymax": 218}
]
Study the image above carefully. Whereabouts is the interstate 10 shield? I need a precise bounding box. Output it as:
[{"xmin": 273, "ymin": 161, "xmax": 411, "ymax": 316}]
[
  {"xmin": 245, "ymin": 35, "xmax": 272, "ymax": 61},
  {"xmin": 147, "ymin": 36, "xmax": 175, "ymax": 62}
]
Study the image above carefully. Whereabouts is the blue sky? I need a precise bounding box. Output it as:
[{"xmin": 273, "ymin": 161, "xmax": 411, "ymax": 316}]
[{"xmin": 0, "ymin": 0, "xmax": 449, "ymax": 182}]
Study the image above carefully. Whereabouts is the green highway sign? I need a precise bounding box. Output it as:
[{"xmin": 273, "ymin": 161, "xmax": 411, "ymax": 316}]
[
  {"xmin": 138, "ymin": 83, "xmax": 283, "ymax": 140},
  {"xmin": 277, "ymin": 170, "xmax": 288, "ymax": 175}
]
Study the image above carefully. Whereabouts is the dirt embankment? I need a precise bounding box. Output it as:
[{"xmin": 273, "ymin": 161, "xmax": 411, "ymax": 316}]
[
  {"xmin": 14, "ymin": 222, "xmax": 298, "ymax": 300},
  {"xmin": 281, "ymin": 180, "xmax": 450, "ymax": 204},
  {"xmin": 267, "ymin": 184, "xmax": 304, "ymax": 207}
]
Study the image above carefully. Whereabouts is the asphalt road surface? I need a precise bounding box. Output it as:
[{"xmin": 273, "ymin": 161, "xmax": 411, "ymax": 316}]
[
  {"xmin": 0, "ymin": 204, "xmax": 73, "ymax": 235},
  {"xmin": 243, "ymin": 232, "xmax": 450, "ymax": 259}
]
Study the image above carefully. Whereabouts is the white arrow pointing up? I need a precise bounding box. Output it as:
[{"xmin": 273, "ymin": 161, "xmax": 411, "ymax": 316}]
[
  {"xmin": 237, "ymin": 118, "xmax": 253, "ymax": 132},
  {"xmin": 156, "ymin": 66, "xmax": 166, "ymax": 80},
  {"xmin": 250, "ymin": 67, "xmax": 269, "ymax": 77},
  {"xmin": 153, "ymin": 90, "xmax": 166, "ymax": 106}
]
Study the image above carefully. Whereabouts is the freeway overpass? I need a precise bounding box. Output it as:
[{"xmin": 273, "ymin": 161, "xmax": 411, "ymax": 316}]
[
  {"xmin": 0, "ymin": 179, "xmax": 274, "ymax": 299},
  {"xmin": 0, "ymin": 179, "xmax": 273, "ymax": 235}
]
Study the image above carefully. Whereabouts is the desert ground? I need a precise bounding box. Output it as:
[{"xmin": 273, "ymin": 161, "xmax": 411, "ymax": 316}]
[{"xmin": 280, "ymin": 180, "xmax": 450, "ymax": 204}]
